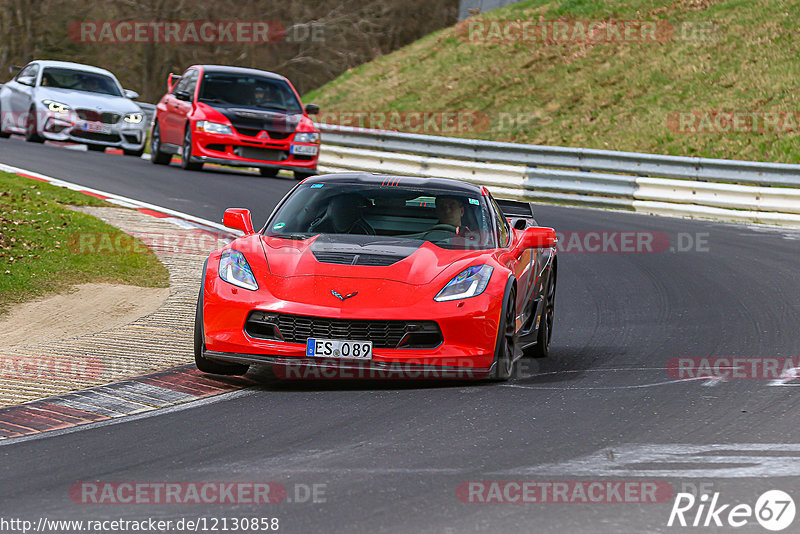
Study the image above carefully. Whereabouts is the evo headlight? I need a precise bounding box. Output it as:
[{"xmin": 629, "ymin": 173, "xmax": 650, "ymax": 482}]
[
  {"xmin": 434, "ymin": 265, "xmax": 493, "ymax": 302},
  {"xmin": 42, "ymin": 99, "xmax": 70, "ymax": 114},
  {"xmin": 124, "ymin": 112, "xmax": 143, "ymax": 124},
  {"xmin": 196, "ymin": 120, "xmax": 233, "ymax": 135},
  {"xmin": 219, "ymin": 249, "xmax": 258, "ymax": 291},
  {"xmin": 294, "ymin": 132, "xmax": 320, "ymax": 143}
]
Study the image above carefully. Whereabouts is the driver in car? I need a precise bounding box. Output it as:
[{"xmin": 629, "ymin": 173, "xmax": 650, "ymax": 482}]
[
  {"xmin": 310, "ymin": 194, "xmax": 375, "ymax": 235},
  {"xmin": 435, "ymin": 196, "xmax": 465, "ymax": 229}
]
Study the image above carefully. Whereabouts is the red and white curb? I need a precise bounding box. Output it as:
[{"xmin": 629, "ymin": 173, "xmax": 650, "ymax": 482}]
[
  {"xmin": 0, "ymin": 162, "xmax": 241, "ymax": 238},
  {"xmin": 0, "ymin": 365, "xmax": 253, "ymax": 439},
  {"xmin": 0, "ymin": 163, "xmax": 251, "ymax": 438}
]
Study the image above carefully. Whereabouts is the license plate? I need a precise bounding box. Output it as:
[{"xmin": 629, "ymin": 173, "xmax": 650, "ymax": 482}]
[
  {"xmin": 82, "ymin": 121, "xmax": 111, "ymax": 134},
  {"xmin": 291, "ymin": 144, "xmax": 318, "ymax": 156},
  {"xmin": 306, "ymin": 338, "xmax": 372, "ymax": 360}
]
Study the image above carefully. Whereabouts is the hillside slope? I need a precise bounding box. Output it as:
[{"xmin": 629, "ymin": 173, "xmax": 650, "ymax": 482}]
[{"xmin": 305, "ymin": 0, "xmax": 800, "ymax": 163}]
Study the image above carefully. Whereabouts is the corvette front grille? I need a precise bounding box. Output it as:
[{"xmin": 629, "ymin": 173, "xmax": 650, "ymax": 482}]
[{"xmin": 245, "ymin": 312, "xmax": 442, "ymax": 349}]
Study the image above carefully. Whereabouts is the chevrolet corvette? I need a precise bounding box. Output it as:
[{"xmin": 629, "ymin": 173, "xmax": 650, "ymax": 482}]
[{"xmin": 195, "ymin": 173, "xmax": 557, "ymax": 380}]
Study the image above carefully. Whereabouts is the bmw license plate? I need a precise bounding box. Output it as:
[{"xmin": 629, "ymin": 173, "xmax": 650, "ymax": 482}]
[
  {"xmin": 82, "ymin": 121, "xmax": 111, "ymax": 134},
  {"xmin": 306, "ymin": 338, "xmax": 372, "ymax": 360},
  {"xmin": 290, "ymin": 144, "xmax": 318, "ymax": 156}
]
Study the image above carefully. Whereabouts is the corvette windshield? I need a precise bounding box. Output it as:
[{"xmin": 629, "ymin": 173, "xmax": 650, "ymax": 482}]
[
  {"xmin": 198, "ymin": 73, "xmax": 302, "ymax": 112},
  {"xmin": 266, "ymin": 183, "xmax": 496, "ymax": 250},
  {"xmin": 41, "ymin": 68, "xmax": 122, "ymax": 96}
]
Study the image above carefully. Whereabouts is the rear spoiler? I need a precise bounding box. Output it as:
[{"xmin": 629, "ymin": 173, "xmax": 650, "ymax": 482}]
[{"xmin": 496, "ymin": 199, "xmax": 535, "ymax": 219}]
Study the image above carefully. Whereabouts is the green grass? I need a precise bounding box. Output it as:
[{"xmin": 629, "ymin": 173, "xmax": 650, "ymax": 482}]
[
  {"xmin": 0, "ymin": 172, "xmax": 169, "ymax": 314},
  {"xmin": 305, "ymin": 0, "xmax": 800, "ymax": 163}
]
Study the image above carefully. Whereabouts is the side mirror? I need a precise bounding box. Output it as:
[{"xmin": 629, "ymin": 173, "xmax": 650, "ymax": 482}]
[
  {"xmin": 167, "ymin": 73, "xmax": 181, "ymax": 92},
  {"xmin": 304, "ymin": 103, "xmax": 319, "ymax": 115},
  {"xmin": 174, "ymin": 90, "xmax": 191, "ymax": 102},
  {"xmin": 519, "ymin": 227, "xmax": 557, "ymax": 249},
  {"xmin": 223, "ymin": 208, "xmax": 255, "ymax": 235},
  {"xmin": 124, "ymin": 89, "xmax": 139, "ymax": 100}
]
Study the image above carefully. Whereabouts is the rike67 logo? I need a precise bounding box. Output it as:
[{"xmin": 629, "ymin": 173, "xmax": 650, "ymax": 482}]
[{"xmin": 667, "ymin": 489, "xmax": 795, "ymax": 531}]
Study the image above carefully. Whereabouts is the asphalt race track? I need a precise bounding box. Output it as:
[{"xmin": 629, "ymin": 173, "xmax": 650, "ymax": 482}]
[{"xmin": 2, "ymin": 138, "xmax": 800, "ymax": 533}]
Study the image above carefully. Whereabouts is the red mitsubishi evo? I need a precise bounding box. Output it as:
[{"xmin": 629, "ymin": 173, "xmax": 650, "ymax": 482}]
[{"xmin": 151, "ymin": 65, "xmax": 320, "ymax": 179}]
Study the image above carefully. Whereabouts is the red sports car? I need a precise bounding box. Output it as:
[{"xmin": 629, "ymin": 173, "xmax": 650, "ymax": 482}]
[
  {"xmin": 195, "ymin": 173, "xmax": 558, "ymax": 380},
  {"xmin": 151, "ymin": 65, "xmax": 320, "ymax": 179}
]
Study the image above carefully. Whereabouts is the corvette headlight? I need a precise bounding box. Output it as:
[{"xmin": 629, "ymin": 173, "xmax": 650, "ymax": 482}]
[
  {"xmin": 197, "ymin": 120, "xmax": 233, "ymax": 135},
  {"xmin": 219, "ymin": 249, "xmax": 258, "ymax": 291},
  {"xmin": 42, "ymin": 99, "xmax": 70, "ymax": 114},
  {"xmin": 124, "ymin": 112, "xmax": 143, "ymax": 124},
  {"xmin": 434, "ymin": 265, "xmax": 493, "ymax": 302},
  {"xmin": 294, "ymin": 132, "xmax": 319, "ymax": 143}
]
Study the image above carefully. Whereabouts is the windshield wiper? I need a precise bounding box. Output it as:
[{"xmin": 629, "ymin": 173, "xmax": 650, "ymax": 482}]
[
  {"xmin": 199, "ymin": 97, "xmax": 227, "ymax": 104},
  {"xmin": 254, "ymin": 104, "xmax": 289, "ymax": 112},
  {"xmin": 269, "ymin": 233, "xmax": 313, "ymax": 240}
]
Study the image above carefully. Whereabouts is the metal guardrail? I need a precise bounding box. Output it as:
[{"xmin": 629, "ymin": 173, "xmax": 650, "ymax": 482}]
[
  {"xmin": 317, "ymin": 124, "xmax": 800, "ymax": 226},
  {"xmin": 318, "ymin": 124, "xmax": 800, "ymax": 188}
]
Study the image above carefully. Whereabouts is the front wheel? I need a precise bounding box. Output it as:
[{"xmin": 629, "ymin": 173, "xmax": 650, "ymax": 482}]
[
  {"xmin": 150, "ymin": 121, "xmax": 172, "ymax": 165},
  {"xmin": 0, "ymin": 104, "xmax": 10, "ymax": 138},
  {"xmin": 180, "ymin": 127, "xmax": 203, "ymax": 171},
  {"xmin": 194, "ymin": 290, "xmax": 249, "ymax": 376},
  {"xmin": 490, "ymin": 286, "xmax": 517, "ymax": 381},
  {"xmin": 87, "ymin": 144, "xmax": 105, "ymax": 152},
  {"xmin": 259, "ymin": 167, "xmax": 279, "ymax": 177},
  {"xmin": 24, "ymin": 106, "xmax": 44, "ymax": 143}
]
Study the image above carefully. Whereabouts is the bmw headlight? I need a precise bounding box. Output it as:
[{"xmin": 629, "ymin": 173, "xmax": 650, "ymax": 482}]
[
  {"xmin": 294, "ymin": 132, "xmax": 320, "ymax": 143},
  {"xmin": 434, "ymin": 265, "xmax": 493, "ymax": 302},
  {"xmin": 42, "ymin": 99, "xmax": 70, "ymax": 114},
  {"xmin": 219, "ymin": 249, "xmax": 258, "ymax": 291},
  {"xmin": 196, "ymin": 120, "xmax": 233, "ymax": 135},
  {"xmin": 124, "ymin": 112, "xmax": 143, "ymax": 124}
]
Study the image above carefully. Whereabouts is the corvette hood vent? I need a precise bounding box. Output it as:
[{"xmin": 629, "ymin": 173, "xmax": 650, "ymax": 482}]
[
  {"xmin": 309, "ymin": 235, "xmax": 420, "ymax": 267},
  {"xmin": 312, "ymin": 251, "xmax": 400, "ymax": 267}
]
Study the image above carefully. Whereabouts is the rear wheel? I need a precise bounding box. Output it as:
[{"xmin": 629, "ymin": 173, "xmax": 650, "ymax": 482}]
[
  {"xmin": 259, "ymin": 167, "xmax": 279, "ymax": 177},
  {"xmin": 528, "ymin": 268, "xmax": 556, "ymax": 359},
  {"xmin": 490, "ymin": 287, "xmax": 517, "ymax": 381},
  {"xmin": 24, "ymin": 106, "xmax": 43, "ymax": 143},
  {"xmin": 194, "ymin": 289, "xmax": 249, "ymax": 376},
  {"xmin": 150, "ymin": 120, "xmax": 172, "ymax": 165},
  {"xmin": 181, "ymin": 127, "xmax": 203, "ymax": 171}
]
